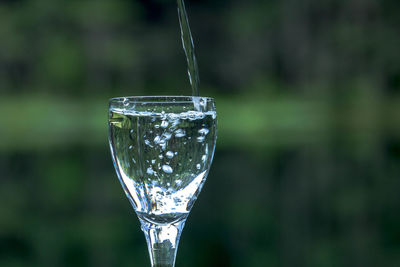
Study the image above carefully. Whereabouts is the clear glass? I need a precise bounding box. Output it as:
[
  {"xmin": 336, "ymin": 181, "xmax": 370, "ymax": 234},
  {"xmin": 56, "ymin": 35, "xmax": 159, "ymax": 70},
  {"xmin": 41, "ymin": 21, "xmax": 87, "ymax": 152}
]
[{"xmin": 108, "ymin": 96, "xmax": 217, "ymax": 267}]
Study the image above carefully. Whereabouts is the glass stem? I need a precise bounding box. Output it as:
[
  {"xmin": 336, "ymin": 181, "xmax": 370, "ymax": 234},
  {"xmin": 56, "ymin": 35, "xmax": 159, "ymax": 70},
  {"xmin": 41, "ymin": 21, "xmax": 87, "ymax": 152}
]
[{"xmin": 140, "ymin": 219, "xmax": 186, "ymax": 267}]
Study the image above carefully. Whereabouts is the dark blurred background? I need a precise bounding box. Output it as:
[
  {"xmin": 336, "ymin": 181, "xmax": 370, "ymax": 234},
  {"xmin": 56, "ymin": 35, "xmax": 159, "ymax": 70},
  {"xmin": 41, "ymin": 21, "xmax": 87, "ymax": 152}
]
[{"xmin": 1, "ymin": 0, "xmax": 400, "ymax": 266}]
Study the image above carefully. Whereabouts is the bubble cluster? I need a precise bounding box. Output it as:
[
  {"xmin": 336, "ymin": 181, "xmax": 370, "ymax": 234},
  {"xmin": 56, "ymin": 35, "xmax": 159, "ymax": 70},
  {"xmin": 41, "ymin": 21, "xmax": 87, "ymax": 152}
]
[
  {"xmin": 110, "ymin": 101, "xmax": 216, "ymax": 227},
  {"xmin": 110, "ymin": 107, "xmax": 216, "ymax": 221},
  {"xmin": 140, "ymin": 110, "xmax": 212, "ymax": 181}
]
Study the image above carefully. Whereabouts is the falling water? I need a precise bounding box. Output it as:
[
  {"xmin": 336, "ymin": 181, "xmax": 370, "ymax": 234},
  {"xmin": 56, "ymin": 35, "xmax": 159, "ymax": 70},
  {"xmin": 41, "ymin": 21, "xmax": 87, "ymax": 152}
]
[{"xmin": 177, "ymin": 0, "xmax": 200, "ymax": 96}]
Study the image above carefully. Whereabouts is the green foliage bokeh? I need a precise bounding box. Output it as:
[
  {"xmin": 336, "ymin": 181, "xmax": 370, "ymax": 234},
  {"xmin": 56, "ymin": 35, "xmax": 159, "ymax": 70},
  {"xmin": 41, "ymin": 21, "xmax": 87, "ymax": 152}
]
[{"xmin": 1, "ymin": 0, "xmax": 400, "ymax": 266}]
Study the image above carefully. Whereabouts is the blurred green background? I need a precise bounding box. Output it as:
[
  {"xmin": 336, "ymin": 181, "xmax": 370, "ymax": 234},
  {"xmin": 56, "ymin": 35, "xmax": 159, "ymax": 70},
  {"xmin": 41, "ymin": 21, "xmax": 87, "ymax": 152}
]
[{"xmin": 1, "ymin": 0, "xmax": 400, "ymax": 266}]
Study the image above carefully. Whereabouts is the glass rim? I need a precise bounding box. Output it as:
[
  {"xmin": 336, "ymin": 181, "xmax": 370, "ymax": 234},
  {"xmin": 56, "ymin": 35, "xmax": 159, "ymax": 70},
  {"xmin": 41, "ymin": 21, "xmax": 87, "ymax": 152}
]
[{"xmin": 109, "ymin": 96, "xmax": 215, "ymax": 104}]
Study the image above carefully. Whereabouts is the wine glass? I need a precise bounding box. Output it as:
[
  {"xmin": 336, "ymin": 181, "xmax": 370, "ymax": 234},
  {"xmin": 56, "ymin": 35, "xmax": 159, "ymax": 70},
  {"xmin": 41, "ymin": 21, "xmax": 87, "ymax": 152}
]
[{"xmin": 108, "ymin": 96, "xmax": 217, "ymax": 266}]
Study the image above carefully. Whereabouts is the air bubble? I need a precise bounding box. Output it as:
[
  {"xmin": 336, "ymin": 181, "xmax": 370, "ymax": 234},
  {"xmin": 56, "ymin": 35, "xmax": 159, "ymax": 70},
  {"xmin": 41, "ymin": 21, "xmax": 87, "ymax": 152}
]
[
  {"xmin": 122, "ymin": 98, "xmax": 129, "ymax": 106},
  {"xmin": 167, "ymin": 113, "xmax": 180, "ymax": 120},
  {"xmin": 176, "ymin": 180, "xmax": 182, "ymax": 186},
  {"xmin": 175, "ymin": 129, "xmax": 186, "ymax": 138},
  {"xmin": 197, "ymin": 128, "xmax": 209, "ymax": 142},
  {"xmin": 154, "ymin": 136, "xmax": 161, "ymax": 144},
  {"xmin": 187, "ymin": 111, "xmax": 198, "ymax": 120},
  {"xmin": 163, "ymin": 132, "xmax": 172, "ymax": 140},
  {"xmin": 158, "ymin": 138, "xmax": 166, "ymax": 145},
  {"xmin": 151, "ymin": 159, "xmax": 156, "ymax": 164},
  {"xmin": 202, "ymin": 155, "xmax": 207, "ymax": 163},
  {"xmin": 199, "ymin": 128, "xmax": 209, "ymax": 135},
  {"xmin": 180, "ymin": 112, "xmax": 188, "ymax": 119},
  {"xmin": 161, "ymin": 121, "xmax": 169, "ymax": 128},
  {"xmin": 147, "ymin": 167, "xmax": 154, "ymax": 175},
  {"xmin": 170, "ymin": 120, "xmax": 179, "ymax": 130},
  {"xmin": 162, "ymin": 165, "xmax": 173, "ymax": 174},
  {"xmin": 196, "ymin": 164, "xmax": 201, "ymax": 169},
  {"xmin": 160, "ymin": 143, "xmax": 166, "ymax": 150},
  {"xmin": 129, "ymin": 145, "xmax": 133, "ymax": 150},
  {"xmin": 166, "ymin": 151, "xmax": 174, "ymax": 159},
  {"xmin": 197, "ymin": 136, "xmax": 205, "ymax": 142}
]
